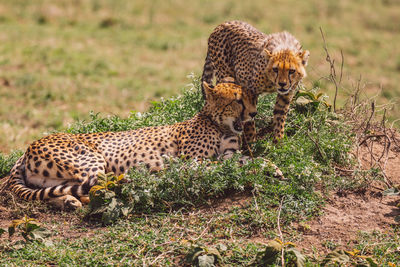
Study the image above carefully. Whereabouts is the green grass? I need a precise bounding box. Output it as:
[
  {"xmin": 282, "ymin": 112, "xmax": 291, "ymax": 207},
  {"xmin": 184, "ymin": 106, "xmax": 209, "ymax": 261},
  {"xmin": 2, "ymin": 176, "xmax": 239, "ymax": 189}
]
[
  {"xmin": 1, "ymin": 78, "xmax": 398, "ymax": 265},
  {"xmin": 0, "ymin": 0, "xmax": 399, "ymax": 152}
]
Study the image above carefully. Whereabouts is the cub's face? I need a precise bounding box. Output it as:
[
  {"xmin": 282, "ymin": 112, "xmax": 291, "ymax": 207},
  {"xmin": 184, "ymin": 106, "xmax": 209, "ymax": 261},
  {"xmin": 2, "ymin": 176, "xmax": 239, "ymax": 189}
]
[
  {"xmin": 203, "ymin": 81, "xmax": 251, "ymax": 134},
  {"xmin": 265, "ymin": 49, "xmax": 310, "ymax": 95}
]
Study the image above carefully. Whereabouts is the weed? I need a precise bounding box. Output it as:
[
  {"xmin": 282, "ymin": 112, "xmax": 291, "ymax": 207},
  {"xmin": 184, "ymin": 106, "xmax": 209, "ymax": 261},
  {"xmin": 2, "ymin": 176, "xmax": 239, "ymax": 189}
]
[{"xmin": 0, "ymin": 150, "xmax": 23, "ymax": 178}]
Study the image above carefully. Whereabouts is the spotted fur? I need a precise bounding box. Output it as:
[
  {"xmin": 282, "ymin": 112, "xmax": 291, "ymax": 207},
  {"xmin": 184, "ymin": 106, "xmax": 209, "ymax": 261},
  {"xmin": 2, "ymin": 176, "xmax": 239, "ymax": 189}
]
[
  {"xmin": 201, "ymin": 20, "xmax": 309, "ymax": 145},
  {"xmin": 5, "ymin": 82, "xmax": 249, "ymax": 210}
]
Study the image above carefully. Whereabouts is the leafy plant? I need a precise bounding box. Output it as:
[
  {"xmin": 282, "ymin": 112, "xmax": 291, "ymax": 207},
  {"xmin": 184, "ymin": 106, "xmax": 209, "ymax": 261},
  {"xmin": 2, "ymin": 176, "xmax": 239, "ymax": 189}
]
[
  {"xmin": 321, "ymin": 249, "xmax": 378, "ymax": 266},
  {"xmin": 88, "ymin": 173, "xmax": 132, "ymax": 225},
  {"xmin": 295, "ymin": 89, "xmax": 331, "ymax": 111},
  {"xmin": 254, "ymin": 239, "xmax": 306, "ymax": 266},
  {"xmin": 186, "ymin": 245, "xmax": 225, "ymax": 267},
  {"xmin": 0, "ymin": 150, "xmax": 23, "ymax": 178},
  {"xmin": 7, "ymin": 215, "xmax": 51, "ymax": 244}
]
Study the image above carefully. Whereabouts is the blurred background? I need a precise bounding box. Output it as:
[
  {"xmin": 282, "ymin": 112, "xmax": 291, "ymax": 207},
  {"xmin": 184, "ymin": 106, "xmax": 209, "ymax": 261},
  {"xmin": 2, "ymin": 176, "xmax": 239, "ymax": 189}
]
[{"xmin": 0, "ymin": 0, "xmax": 399, "ymax": 153}]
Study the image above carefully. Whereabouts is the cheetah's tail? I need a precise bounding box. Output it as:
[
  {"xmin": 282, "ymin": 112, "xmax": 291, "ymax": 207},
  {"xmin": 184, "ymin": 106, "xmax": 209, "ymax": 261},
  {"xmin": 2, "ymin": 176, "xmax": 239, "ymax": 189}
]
[
  {"xmin": 201, "ymin": 52, "xmax": 214, "ymax": 100},
  {"xmin": 6, "ymin": 156, "xmax": 94, "ymax": 201}
]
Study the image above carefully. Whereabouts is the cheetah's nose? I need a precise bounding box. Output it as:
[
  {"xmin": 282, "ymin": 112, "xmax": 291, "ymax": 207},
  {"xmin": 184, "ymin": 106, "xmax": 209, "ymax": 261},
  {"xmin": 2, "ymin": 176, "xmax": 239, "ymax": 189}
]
[
  {"xmin": 278, "ymin": 82, "xmax": 287, "ymax": 87},
  {"xmin": 249, "ymin": 112, "xmax": 258, "ymax": 118}
]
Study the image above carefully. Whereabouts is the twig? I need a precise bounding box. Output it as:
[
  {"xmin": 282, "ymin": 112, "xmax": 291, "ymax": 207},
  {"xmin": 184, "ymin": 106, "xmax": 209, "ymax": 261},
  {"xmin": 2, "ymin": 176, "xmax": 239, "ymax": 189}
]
[
  {"xmin": 306, "ymin": 131, "xmax": 327, "ymax": 162},
  {"xmin": 334, "ymin": 166, "xmax": 354, "ymax": 173},
  {"xmin": 320, "ymin": 27, "xmax": 343, "ymax": 113},
  {"xmin": 277, "ymin": 197, "xmax": 285, "ymax": 267},
  {"xmin": 364, "ymin": 101, "xmax": 375, "ymax": 134},
  {"xmin": 359, "ymin": 134, "xmax": 386, "ymax": 146},
  {"xmin": 364, "ymin": 141, "xmax": 393, "ymax": 187}
]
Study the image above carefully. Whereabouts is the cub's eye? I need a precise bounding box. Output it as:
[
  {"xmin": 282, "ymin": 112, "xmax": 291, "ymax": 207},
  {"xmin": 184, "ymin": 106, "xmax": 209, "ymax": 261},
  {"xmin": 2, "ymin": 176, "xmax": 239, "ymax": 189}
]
[
  {"xmin": 289, "ymin": 69, "xmax": 296, "ymax": 74},
  {"xmin": 236, "ymin": 99, "xmax": 244, "ymax": 105},
  {"xmin": 272, "ymin": 67, "xmax": 278, "ymax": 73}
]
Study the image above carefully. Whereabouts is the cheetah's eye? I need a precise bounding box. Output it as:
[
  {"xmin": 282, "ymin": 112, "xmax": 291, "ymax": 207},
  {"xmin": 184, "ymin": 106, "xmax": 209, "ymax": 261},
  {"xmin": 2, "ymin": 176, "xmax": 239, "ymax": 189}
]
[
  {"xmin": 236, "ymin": 99, "xmax": 244, "ymax": 105},
  {"xmin": 272, "ymin": 67, "xmax": 278, "ymax": 73},
  {"xmin": 289, "ymin": 69, "xmax": 295, "ymax": 74}
]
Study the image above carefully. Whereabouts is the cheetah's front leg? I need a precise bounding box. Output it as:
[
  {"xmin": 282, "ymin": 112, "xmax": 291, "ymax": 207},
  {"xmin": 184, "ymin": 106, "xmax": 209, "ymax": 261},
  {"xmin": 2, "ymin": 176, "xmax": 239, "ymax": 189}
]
[
  {"xmin": 241, "ymin": 120, "xmax": 257, "ymax": 150},
  {"xmin": 272, "ymin": 89, "xmax": 296, "ymax": 142}
]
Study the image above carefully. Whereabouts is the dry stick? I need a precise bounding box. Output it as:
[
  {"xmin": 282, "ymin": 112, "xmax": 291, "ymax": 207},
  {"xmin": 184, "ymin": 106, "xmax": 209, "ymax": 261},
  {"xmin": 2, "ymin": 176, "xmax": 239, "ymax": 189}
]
[
  {"xmin": 359, "ymin": 134, "xmax": 387, "ymax": 146},
  {"xmin": 306, "ymin": 131, "xmax": 327, "ymax": 162},
  {"xmin": 364, "ymin": 101, "xmax": 375, "ymax": 134},
  {"xmin": 381, "ymin": 110, "xmax": 392, "ymax": 172},
  {"xmin": 319, "ymin": 27, "xmax": 343, "ymax": 113},
  {"xmin": 365, "ymin": 140, "xmax": 393, "ymax": 187},
  {"xmin": 277, "ymin": 197, "xmax": 285, "ymax": 267},
  {"xmin": 353, "ymin": 75, "xmax": 361, "ymax": 112}
]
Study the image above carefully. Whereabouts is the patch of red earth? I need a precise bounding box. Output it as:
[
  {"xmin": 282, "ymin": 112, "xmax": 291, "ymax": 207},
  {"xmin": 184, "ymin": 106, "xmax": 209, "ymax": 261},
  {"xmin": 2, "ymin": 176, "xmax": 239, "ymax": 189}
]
[
  {"xmin": 0, "ymin": 183, "xmax": 105, "ymax": 242},
  {"xmin": 295, "ymin": 131, "xmax": 400, "ymax": 253}
]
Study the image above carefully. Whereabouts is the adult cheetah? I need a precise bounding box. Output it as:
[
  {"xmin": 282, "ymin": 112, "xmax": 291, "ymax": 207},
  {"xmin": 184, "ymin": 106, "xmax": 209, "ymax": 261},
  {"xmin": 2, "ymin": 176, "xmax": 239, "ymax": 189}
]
[
  {"xmin": 201, "ymin": 20, "xmax": 309, "ymax": 146},
  {"xmin": 5, "ymin": 81, "xmax": 254, "ymax": 210}
]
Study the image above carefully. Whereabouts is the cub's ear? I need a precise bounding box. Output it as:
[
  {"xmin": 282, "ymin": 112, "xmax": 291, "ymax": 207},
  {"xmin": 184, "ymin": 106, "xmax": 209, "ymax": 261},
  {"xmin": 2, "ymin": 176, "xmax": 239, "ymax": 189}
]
[
  {"xmin": 298, "ymin": 50, "xmax": 310, "ymax": 66},
  {"xmin": 220, "ymin": 76, "xmax": 236, "ymax": 84}
]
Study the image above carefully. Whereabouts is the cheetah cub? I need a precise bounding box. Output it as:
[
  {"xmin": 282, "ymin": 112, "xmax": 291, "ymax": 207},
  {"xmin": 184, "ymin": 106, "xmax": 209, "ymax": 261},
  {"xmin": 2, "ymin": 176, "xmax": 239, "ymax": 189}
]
[
  {"xmin": 5, "ymin": 81, "xmax": 254, "ymax": 210},
  {"xmin": 201, "ymin": 20, "xmax": 310, "ymax": 145}
]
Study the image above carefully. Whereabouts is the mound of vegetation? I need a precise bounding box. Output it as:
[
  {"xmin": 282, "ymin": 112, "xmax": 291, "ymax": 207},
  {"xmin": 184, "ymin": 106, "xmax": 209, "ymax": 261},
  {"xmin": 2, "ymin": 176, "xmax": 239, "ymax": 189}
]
[
  {"xmin": 68, "ymin": 76, "xmax": 353, "ymax": 226},
  {"xmin": 0, "ymin": 77, "xmax": 395, "ymax": 266}
]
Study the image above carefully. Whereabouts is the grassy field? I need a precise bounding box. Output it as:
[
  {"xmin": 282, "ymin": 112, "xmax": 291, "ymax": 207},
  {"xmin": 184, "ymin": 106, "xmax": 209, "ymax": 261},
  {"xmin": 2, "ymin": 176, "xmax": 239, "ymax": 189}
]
[
  {"xmin": 0, "ymin": 0, "xmax": 400, "ymax": 265},
  {"xmin": 0, "ymin": 0, "xmax": 399, "ymax": 152}
]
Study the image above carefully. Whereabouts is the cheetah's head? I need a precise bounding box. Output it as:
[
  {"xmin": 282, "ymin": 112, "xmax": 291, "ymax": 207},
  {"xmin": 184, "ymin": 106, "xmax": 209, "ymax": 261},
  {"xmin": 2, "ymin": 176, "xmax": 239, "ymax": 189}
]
[
  {"xmin": 203, "ymin": 80, "xmax": 250, "ymax": 134},
  {"xmin": 264, "ymin": 49, "xmax": 310, "ymax": 95}
]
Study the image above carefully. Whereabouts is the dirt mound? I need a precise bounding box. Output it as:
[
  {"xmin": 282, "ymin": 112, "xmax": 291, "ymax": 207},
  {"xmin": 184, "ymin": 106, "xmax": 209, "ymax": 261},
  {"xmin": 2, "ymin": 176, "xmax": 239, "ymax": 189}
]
[{"xmin": 297, "ymin": 129, "xmax": 400, "ymax": 253}]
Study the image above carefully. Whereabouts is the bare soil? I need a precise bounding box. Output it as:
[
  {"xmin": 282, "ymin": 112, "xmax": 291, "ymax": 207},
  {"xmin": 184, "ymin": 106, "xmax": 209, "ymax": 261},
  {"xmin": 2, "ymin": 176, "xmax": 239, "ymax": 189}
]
[{"xmin": 295, "ymin": 129, "xmax": 400, "ymax": 253}]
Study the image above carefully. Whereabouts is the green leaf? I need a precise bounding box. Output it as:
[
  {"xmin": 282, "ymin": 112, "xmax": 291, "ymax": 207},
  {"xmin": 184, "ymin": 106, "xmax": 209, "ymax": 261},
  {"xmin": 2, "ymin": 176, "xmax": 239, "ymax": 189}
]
[
  {"xmin": 186, "ymin": 246, "xmax": 205, "ymax": 264},
  {"xmin": 296, "ymin": 96, "xmax": 313, "ymax": 106},
  {"xmin": 216, "ymin": 243, "xmax": 227, "ymax": 252},
  {"xmin": 365, "ymin": 257, "xmax": 378, "ymax": 267},
  {"xmin": 121, "ymin": 206, "xmax": 131, "ymax": 217},
  {"xmin": 286, "ymin": 247, "xmax": 306, "ymax": 267},
  {"xmin": 321, "ymin": 250, "xmax": 351, "ymax": 266},
  {"xmin": 255, "ymin": 240, "xmax": 282, "ymax": 266},
  {"xmin": 104, "ymin": 190, "xmax": 116, "ymax": 200},
  {"xmin": 198, "ymin": 254, "xmax": 216, "ymax": 267},
  {"xmin": 26, "ymin": 222, "xmax": 41, "ymax": 233},
  {"xmin": 30, "ymin": 227, "xmax": 52, "ymax": 242}
]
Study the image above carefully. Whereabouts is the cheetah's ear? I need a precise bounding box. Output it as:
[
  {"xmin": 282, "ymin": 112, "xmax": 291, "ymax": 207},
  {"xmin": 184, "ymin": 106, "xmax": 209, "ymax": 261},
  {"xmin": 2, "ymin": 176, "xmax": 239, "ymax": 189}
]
[
  {"xmin": 203, "ymin": 81, "xmax": 215, "ymax": 97},
  {"xmin": 220, "ymin": 77, "xmax": 236, "ymax": 84},
  {"xmin": 298, "ymin": 50, "xmax": 310, "ymax": 66}
]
